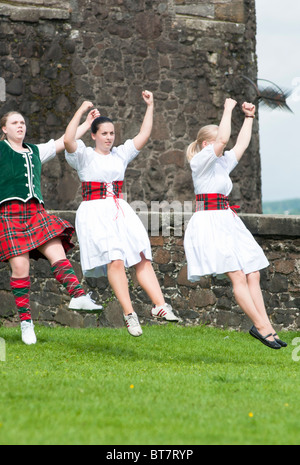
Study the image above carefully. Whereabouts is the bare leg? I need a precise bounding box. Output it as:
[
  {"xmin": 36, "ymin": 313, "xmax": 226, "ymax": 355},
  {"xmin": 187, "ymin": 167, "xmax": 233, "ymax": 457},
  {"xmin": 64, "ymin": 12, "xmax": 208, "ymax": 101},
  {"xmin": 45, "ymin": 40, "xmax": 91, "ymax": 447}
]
[
  {"xmin": 107, "ymin": 260, "xmax": 134, "ymax": 315},
  {"xmin": 37, "ymin": 237, "xmax": 66, "ymax": 265},
  {"xmin": 134, "ymin": 254, "xmax": 165, "ymax": 307},
  {"xmin": 9, "ymin": 253, "xmax": 30, "ymax": 278},
  {"xmin": 246, "ymin": 271, "xmax": 274, "ymax": 328},
  {"xmin": 227, "ymin": 270, "xmax": 275, "ymax": 340}
]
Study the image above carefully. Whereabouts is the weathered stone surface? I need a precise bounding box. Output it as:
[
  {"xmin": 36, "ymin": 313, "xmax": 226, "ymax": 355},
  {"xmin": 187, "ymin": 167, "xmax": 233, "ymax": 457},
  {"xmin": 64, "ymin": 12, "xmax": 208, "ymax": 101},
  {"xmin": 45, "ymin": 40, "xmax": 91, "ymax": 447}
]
[
  {"xmin": 0, "ymin": 1, "xmax": 70, "ymax": 21},
  {"xmin": 55, "ymin": 308, "xmax": 84, "ymax": 328},
  {"xmin": 6, "ymin": 78, "xmax": 23, "ymax": 96},
  {"xmin": 0, "ymin": 291, "xmax": 15, "ymax": 317},
  {"xmin": 0, "ymin": 0, "xmax": 261, "ymax": 213},
  {"xmin": 1, "ymin": 212, "xmax": 300, "ymax": 333}
]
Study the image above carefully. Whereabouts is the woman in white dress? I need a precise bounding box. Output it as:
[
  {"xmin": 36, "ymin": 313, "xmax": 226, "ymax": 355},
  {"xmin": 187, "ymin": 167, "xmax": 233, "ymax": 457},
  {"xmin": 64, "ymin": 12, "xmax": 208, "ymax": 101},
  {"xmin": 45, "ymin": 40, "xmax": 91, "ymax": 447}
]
[
  {"xmin": 64, "ymin": 92, "xmax": 179, "ymax": 337},
  {"xmin": 184, "ymin": 98, "xmax": 286, "ymax": 349}
]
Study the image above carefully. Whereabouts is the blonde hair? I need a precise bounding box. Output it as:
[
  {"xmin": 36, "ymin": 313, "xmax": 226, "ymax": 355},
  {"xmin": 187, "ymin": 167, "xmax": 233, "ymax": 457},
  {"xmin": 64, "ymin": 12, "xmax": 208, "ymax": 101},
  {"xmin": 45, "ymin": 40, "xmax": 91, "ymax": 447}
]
[
  {"xmin": 0, "ymin": 111, "xmax": 23, "ymax": 141},
  {"xmin": 186, "ymin": 124, "xmax": 219, "ymax": 162}
]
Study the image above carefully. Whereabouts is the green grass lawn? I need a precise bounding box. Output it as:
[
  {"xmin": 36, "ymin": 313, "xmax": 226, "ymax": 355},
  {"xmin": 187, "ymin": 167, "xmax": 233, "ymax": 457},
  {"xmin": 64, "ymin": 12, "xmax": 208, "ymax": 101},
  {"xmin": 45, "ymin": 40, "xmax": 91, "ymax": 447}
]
[{"xmin": 0, "ymin": 323, "xmax": 299, "ymax": 445}]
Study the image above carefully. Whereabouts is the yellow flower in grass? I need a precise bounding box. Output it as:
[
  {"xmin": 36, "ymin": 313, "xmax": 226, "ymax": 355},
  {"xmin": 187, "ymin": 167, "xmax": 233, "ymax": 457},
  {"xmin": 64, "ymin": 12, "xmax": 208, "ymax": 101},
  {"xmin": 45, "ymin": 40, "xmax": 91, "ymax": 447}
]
[
  {"xmin": 248, "ymin": 412, "xmax": 254, "ymax": 418},
  {"xmin": 130, "ymin": 384, "xmax": 134, "ymax": 389}
]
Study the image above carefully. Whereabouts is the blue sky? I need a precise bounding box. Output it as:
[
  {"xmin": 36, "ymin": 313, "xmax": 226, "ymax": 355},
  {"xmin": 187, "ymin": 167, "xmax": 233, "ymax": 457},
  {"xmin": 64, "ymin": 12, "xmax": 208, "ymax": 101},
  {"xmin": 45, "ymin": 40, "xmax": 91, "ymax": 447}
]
[{"xmin": 256, "ymin": 0, "xmax": 300, "ymax": 202}]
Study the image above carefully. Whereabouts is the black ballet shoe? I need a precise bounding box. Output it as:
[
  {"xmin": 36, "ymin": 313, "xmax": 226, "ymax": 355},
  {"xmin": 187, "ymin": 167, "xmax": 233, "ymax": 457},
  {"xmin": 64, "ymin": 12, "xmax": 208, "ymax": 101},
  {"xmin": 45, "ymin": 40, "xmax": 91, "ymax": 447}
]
[
  {"xmin": 249, "ymin": 325, "xmax": 281, "ymax": 350},
  {"xmin": 273, "ymin": 333, "xmax": 288, "ymax": 348}
]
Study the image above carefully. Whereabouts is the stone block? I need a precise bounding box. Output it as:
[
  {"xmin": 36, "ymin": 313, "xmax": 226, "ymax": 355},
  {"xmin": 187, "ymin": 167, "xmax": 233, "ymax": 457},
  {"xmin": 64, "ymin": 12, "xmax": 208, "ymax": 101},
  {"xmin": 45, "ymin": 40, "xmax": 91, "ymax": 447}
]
[
  {"xmin": 0, "ymin": 291, "xmax": 15, "ymax": 317},
  {"xmin": 160, "ymin": 149, "xmax": 185, "ymax": 168},
  {"xmin": 177, "ymin": 265, "xmax": 197, "ymax": 287},
  {"xmin": 175, "ymin": 17, "xmax": 246, "ymax": 34},
  {"xmin": 135, "ymin": 12, "xmax": 162, "ymax": 39},
  {"xmin": 153, "ymin": 248, "xmax": 171, "ymax": 264},
  {"xmin": 6, "ymin": 78, "xmax": 23, "ymax": 96},
  {"xmin": 241, "ymin": 214, "xmax": 300, "ymax": 237},
  {"xmin": 5, "ymin": 7, "xmax": 68, "ymax": 21},
  {"xmin": 215, "ymin": 1, "xmax": 245, "ymax": 23},
  {"xmin": 55, "ymin": 308, "xmax": 84, "ymax": 328},
  {"xmin": 274, "ymin": 260, "xmax": 295, "ymax": 275},
  {"xmin": 83, "ymin": 314, "xmax": 98, "ymax": 328},
  {"xmin": 189, "ymin": 288, "xmax": 217, "ymax": 308},
  {"xmin": 175, "ymin": 4, "xmax": 215, "ymax": 19},
  {"xmin": 99, "ymin": 301, "xmax": 124, "ymax": 329}
]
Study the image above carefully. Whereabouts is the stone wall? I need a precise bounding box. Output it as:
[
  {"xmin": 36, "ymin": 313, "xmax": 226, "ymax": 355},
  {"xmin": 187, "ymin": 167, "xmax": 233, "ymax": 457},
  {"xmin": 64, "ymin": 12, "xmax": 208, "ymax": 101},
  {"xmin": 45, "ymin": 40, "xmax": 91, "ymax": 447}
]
[
  {"xmin": 1, "ymin": 212, "xmax": 300, "ymax": 333},
  {"xmin": 0, "ymin": 0, "xmax": 261, "ymax": 212}
]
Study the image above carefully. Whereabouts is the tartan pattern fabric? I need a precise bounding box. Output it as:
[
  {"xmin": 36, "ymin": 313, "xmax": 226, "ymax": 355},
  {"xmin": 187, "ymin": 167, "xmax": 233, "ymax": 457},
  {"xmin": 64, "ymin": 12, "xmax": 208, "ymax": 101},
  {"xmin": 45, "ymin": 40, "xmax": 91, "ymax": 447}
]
[
  {"xmin": 195, "ymin": 193, "xmax": 240, "ymax": 213},
  {"xmin": 10, "ymin": 276, "xmax": 32, "ymax": 321},
  {"xmin": 51, "ymin": 259, "xmax": 85, "ymax": 298},
  {"xmin": 82, "ymin": 182, "xmax": 123, "ymax": 201},
  {"xmin": 0, "ymin": 199, "xmax": 75, "ymax": 262}
]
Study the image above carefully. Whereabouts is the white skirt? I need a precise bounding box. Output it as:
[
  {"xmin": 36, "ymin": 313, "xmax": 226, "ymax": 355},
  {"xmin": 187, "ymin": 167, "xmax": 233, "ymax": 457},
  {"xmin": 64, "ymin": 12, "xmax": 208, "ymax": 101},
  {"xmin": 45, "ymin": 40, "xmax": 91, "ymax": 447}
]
[
  {"xmin": 75, "ymin": 198, "xmax": 152, "ymax": 277},
  {"xmin": 184, "ymin": 210, "xmax": 269, "ymax": 282}
]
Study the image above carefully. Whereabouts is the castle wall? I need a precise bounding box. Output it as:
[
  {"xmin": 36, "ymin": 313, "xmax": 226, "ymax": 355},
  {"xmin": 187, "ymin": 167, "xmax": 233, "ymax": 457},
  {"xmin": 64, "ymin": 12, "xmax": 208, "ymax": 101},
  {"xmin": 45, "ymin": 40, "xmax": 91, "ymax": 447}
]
[
  {"xmin": 1, "ymin": 212, "xmax": 300, "ymax": 333},
  {"xmin": 0, "ymin": 0, "xmax": 261, "ymax": 212}
]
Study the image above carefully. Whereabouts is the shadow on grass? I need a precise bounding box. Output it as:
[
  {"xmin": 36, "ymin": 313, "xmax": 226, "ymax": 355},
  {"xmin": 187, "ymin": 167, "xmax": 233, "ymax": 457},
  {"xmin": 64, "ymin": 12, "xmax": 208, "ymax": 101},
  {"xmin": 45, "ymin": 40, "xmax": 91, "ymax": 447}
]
[
  {"xmin": 42, "ymin": 324, "xmax": 290, "ymax": 367},
  {"xmin": 1, "ymin": 323, "xmax": 292, "ymax": 368}
]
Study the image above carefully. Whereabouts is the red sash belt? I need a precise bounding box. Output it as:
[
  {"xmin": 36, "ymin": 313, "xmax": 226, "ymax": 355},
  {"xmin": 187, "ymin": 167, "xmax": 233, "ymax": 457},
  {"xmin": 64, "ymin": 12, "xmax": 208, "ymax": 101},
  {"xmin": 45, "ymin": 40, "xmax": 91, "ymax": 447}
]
[
  {"xmin": 82, "ymin": 181, "xmax": 123, "ymax": 201},
  {"xmin": 82, "ymin": 182, "xmax": 124, "ymax": 219},
  {"xmin": 196, "ymin": 193, "xmax": 240, "ymax": 215}
]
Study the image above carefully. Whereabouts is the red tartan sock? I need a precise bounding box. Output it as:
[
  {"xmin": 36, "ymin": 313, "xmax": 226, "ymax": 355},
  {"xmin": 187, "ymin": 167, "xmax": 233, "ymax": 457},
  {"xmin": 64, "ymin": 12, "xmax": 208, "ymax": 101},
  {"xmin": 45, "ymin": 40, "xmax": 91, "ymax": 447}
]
[
  {"xmin": 10, "ymin": 276, "xmax": 32, "ymax": 322},
  {"xmin": 51, "ymin": 259, "xmax": 85, "ymax": 298}
]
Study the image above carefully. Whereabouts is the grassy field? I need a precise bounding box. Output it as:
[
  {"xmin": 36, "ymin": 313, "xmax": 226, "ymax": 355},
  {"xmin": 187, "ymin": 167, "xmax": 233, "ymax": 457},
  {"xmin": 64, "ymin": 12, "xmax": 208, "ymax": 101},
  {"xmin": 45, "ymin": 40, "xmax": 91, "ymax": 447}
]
[{"xmin": 0, "ymin": 324, "xmax": 299, "ymax": 445}]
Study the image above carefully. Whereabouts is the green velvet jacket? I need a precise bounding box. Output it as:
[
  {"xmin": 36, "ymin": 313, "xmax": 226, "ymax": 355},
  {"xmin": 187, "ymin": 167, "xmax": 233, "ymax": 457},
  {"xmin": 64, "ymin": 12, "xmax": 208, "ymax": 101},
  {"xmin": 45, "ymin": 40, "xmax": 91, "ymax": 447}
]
[{"xmin": 0, "ymin": 140, "xmax": 44, "ymax": 204}]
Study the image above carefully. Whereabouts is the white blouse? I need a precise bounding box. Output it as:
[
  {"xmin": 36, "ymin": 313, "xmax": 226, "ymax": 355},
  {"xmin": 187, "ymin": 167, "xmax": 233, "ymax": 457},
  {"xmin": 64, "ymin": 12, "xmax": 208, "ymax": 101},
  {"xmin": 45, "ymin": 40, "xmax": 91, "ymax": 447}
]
[
  {"xmin": 190, "ymin": 144, "xmax": 238, "ymax": 196},
  {"xmin": 65, "ymin": 139, "xmax": 139, "ymax": 182}
]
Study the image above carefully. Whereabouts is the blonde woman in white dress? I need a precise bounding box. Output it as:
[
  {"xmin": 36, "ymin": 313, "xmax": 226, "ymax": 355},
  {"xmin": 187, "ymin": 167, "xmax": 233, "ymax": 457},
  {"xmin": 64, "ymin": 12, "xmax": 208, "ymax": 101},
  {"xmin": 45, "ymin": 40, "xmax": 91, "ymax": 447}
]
[
  {"xmin": 64, "ymin": 92, "xmax": 179, "ymax": 337},
  {"xmin": 184, "ymin": 98, "xmax": 287, "ymax": 349}
]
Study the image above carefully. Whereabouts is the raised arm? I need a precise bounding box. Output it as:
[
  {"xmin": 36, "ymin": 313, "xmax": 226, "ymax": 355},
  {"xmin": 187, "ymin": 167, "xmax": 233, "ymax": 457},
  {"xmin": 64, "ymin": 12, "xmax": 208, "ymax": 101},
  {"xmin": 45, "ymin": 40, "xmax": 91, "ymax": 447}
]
[
  {"xmin": 232, "ymin": 102, "xmax": 256, "ymax": 161},
  {"xmin": 133, "ymin": 91, "xmax": 154, "ymax": 151},
  {"xmin": 63, "ymin": 101, "xmax": 97, "ymax": 154},
  {"xmin": 213, "ymin": 98, "xmax": 237, "ymax": 157},
  {"xmin": 54, "ymin": 103, "xmax": 99, "ymax": 154}
]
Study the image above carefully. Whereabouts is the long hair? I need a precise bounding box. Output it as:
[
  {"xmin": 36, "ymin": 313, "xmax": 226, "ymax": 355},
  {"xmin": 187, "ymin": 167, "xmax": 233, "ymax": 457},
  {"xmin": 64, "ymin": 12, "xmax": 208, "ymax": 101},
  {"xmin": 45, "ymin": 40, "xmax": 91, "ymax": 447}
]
[
  {"xmin": 0, "ymin": 111, "xmax": 23, "ymax": 141},
  {"xmin": 186, "ymin": 124, "xmax": 218, "ymax": 162}
]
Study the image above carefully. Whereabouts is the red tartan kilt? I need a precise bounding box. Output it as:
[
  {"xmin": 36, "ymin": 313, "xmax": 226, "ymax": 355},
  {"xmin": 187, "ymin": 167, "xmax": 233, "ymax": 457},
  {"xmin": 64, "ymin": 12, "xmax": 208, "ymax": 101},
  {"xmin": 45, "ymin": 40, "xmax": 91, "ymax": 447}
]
[{"xmin": 0, "ymin": 199, "xmax": 75, "ymax": 261}]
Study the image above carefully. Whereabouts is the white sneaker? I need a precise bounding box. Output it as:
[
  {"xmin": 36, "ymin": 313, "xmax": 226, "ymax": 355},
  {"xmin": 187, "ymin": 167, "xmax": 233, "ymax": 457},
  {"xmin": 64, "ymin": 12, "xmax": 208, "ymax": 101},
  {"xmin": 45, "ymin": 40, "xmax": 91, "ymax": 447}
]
[
  {"xmin": 151, "ymin": 303, "xmax": 180, "ymax": 322},
  {"xmin": 124, "ymin": 312, "xmax": 143, "ymax": 337},
  {"xmin": 69, "ymin": 292, "xmax": 103, "ymax": 312},
  {"xmin": 21, "ymin": 320, "xmax": 37, "ymax": 345}
]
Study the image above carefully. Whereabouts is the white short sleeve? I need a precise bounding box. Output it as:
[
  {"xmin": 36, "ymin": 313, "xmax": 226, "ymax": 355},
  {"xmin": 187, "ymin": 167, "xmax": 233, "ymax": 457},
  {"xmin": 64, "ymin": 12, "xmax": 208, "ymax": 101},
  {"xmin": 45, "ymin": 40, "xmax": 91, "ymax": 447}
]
[
  {"xmin": 65, "ymin": 140, "xmax": 88, "ymax": 172},
  {"xmin": 190, "ymin": 144, "xmax": 218, "ymax": 177},
  {"xmin": 222, "ymin": 149, "xmax": 238, "ymax": 174},
  {"xmin": 112, "ymin": 139, "xmax": 140, "ymax": 167},
  {"xmin": 37, "ymin": 139, "xmax": 56, "ymax": 164}
]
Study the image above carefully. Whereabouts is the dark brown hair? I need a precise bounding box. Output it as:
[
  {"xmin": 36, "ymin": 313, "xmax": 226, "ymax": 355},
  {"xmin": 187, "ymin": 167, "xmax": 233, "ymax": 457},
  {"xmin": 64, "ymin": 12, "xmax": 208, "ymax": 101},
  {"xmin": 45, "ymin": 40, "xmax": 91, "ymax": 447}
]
[{"xmin": 91, "ymin": 116, "xmax": 114, "ymax": 134}]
